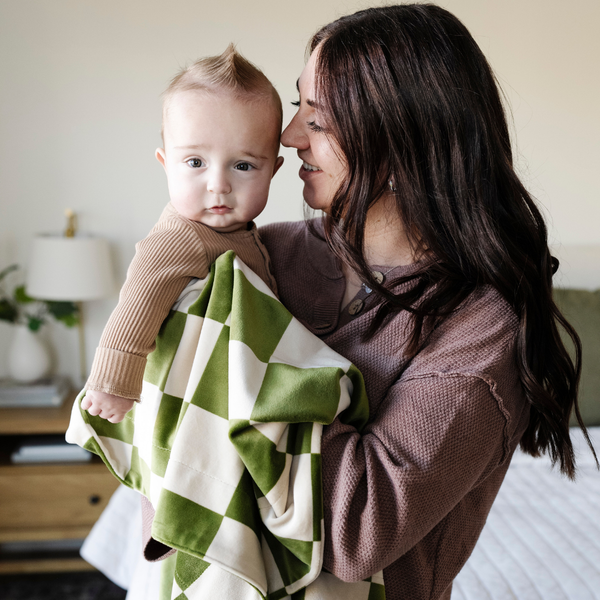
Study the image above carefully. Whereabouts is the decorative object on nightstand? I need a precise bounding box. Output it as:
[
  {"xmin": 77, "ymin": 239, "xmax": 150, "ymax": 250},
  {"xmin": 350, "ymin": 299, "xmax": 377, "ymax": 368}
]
[
  {"xmin": 0, "ymin": 264, "xmax": 79, "ymax": 383},
  {"xmin": 0, "ymin": 375, "xmax": 71, "ymax": 408},
  {"xmin": 26, "ymin": 209, "xmax": 115, "ymax": 387}
]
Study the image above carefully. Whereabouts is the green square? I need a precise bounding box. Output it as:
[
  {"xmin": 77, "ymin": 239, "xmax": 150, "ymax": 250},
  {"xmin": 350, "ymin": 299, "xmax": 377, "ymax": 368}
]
[
  {"xmin": 174, "ymin": 551, "xmax": 211, "ymax": 592},
  {"xmin": 368, "ymin": 582, "xmax": 386, "ymax": 600},
  {"xmin": 311, "ymin": 454, "xmax": 322, "ymax": 542},
  {"xmin": 229, "ymin": 420, "xmax": 286, "ymax": 496},
  {"xmin": 190, "ymin": 325, "xmax": 230, "ymax": 419},
  {"xmin": 80, "ymin": 394, "xmax": 135, "ymax": 444},
  {"xmin": 152, "ymin": 393, "xmax": 184, "ymax": 477},
  {"xmin": 152, "ymin": 490, "xmax": 223, "ymax": 559},
  {"xmin": 271, "ymin": 587, "xmax": 297, "ymax": 600},
  {"xmin": 286, "ymin": 423, "xmax": 314, "ymax": 456},
  {"xmin": 262, "ymin": 527, "xmax": 312, "ymax": 587},
  {"xmin": 252, "ymin": 364, "xmax": 344, "ymax": 424},
  {"xmin": 224, "ymin": 469, "xmax": 262, "ymax": 538},
  {"xmin": 160, "ymin": 553, "xmax": 177, "ymax": 600},
  {"xmin": 125, "ymin": 445, "xmax": 151, "ymax": 496},
  {"xmin": 186, "ymin": 271, "xmax": 214, "ymax": 319},
  {"xmin": 340, "ymin": 364, "xmax": 370, "ymax": 432},
  {"xmin": 200, "ymin": 253, "xmax": 234, "ymax": 324},
  {"xmin": 230, "ymin": 269, "xmax": 293, "ymax": 363},
  {"xmin": 145, "ymin": 310, "xmax": 188, "ymax": 390}
]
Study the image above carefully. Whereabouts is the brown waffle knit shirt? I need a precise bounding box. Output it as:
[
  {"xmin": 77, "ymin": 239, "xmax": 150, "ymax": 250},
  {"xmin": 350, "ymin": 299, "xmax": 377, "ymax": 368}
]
[
  {"xmin": 86, "ymin": 202, "xmax": 277, "ymax": 400},
  {"xmin": 259, "ymin": 220, "xmax": 530, "ymax": 600}
]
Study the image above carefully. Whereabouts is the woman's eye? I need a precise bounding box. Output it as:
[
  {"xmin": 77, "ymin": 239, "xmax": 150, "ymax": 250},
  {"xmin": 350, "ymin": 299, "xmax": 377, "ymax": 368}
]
[
  {"xmin": 291, "ymin": 100, "xmax": 300, "ymax": 107},
  {"xmin": 186, "ymin": 158, "xmax": 203, "ymax": 168},
  {"xmin": 307, "ymin": 121, "xmax": 324, "ymax": 133},
  {"xmin": 235, "ymin": 163, "xmax": 253, "ymax": 171}
]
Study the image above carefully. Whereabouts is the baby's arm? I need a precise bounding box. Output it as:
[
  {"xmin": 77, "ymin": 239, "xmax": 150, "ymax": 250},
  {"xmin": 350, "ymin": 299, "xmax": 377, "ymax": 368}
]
[
  {"xmin": 81, "ymin": 391, "xmax": 135, "ymax": 424},
  {"xmin": 84, "ymin": 212, "xmax": 209, "ymax": 409}
]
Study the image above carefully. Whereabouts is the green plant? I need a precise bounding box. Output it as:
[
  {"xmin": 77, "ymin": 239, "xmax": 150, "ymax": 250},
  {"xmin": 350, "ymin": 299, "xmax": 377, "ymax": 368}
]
[{"xmin": 0, "ymin": 264, "xmax": 79, "ymax": 331}]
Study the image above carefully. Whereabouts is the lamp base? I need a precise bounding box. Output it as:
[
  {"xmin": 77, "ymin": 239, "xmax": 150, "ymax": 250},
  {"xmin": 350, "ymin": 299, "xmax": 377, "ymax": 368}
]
[{"xmin": 8, "ymin": 325, "xmax": 51, "ymax": 383}]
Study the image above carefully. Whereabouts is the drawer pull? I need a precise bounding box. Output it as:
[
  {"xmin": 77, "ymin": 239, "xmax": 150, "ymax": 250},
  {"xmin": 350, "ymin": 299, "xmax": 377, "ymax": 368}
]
[{"xmin": 89, "ymin": 494, "xmax": 101, "ymax": 505}]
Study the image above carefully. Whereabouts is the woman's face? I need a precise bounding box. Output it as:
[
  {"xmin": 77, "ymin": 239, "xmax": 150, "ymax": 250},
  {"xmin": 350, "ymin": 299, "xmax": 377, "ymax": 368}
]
[{"xmin": 280, "ymin": 49, "xmax": 347, "ymax": 213}]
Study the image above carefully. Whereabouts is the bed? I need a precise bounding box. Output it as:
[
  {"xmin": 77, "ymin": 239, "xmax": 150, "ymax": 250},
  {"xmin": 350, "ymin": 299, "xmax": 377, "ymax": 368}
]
[{"xmin": 453, "ymin": 427, "xmax": 600, "ymax": 600}]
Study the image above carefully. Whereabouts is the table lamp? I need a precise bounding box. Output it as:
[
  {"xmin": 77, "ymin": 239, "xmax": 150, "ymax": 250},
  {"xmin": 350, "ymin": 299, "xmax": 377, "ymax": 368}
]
[{"xmin": 26, "ymin": 210, "xmax": 115, "ymax": 386}]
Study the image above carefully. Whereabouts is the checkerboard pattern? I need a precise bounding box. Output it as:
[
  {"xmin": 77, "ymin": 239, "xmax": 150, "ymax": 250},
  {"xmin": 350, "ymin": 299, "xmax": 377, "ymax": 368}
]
[{"xmin": 66, "ymin": 252, "xmax": 385, "ymax": 600}]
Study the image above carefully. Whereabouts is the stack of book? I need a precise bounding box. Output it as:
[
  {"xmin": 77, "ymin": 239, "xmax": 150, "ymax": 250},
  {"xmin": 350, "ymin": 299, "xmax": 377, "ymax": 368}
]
[
  {"xmin": 0, "ymin": 375, "xmax": 71, "ymax": 408},
  {"xmin": 11, "ymin": 435, "xmax": 92, "ymax": 464}
]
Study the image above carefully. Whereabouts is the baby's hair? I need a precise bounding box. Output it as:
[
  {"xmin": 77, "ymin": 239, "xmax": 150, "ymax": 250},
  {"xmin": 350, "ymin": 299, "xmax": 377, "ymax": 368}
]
[{"xmin": 162, "ymin": 44, "xmax": 282, "ymax": 139}]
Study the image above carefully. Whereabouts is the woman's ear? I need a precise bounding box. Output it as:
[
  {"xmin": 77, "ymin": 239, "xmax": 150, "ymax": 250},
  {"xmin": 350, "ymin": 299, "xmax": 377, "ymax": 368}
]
[
  {"xmin": 272, "ymin": 156, "xmax": 284, "ymax": 177},
  {"xmin": 155, "ymin": 148, "xmax": 167, "ymax": 169}
]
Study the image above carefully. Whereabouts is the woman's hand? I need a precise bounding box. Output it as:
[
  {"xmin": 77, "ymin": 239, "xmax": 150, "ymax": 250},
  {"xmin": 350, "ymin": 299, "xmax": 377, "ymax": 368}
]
[{"xmin": 81, "ymin": 390, "xmax": 135, "ymax": 423}]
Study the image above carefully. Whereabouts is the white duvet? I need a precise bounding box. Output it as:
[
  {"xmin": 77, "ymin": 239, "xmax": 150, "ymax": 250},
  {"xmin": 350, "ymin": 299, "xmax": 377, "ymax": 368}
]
[
  {"xmin": 82, "ymin": 428, "xmax": 600, "ymax": 600},
  {"xmin": 454, "ymin": 426, "xmax": 600, "ymax": 600}
]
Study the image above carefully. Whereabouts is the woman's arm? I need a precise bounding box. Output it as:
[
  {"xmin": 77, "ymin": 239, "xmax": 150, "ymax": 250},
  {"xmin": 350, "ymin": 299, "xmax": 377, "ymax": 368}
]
[{"xmin": 321, "ymin": 372, "xmax": 512, "ymax": 582}]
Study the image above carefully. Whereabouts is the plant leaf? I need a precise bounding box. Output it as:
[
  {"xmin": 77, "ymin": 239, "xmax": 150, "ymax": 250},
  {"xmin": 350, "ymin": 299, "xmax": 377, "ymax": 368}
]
[
  {"xmin": 27, "ymin": 316, "xmax": 44, "ymax": 331},
  {"xmin": 0, "ymin": 299, "xmax": 18, "ymax": 323},
  {"xmin": 46, "ymin": 300, "xmax": 78, "ymax": 319},
  {"xmin": 0, "ymin": 264, "xmax": 18, "ymax": 282},
  {"xmin": 57, "ymin": 313, "xmax": 79, "ymax": 328},
  {"xmin": 15, "ymin": 285, "xmax": 35, "ymax": 304}
]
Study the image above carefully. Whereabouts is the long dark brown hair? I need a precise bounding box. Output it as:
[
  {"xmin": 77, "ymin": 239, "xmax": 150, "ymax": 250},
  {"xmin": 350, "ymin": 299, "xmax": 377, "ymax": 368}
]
[{"xmin": 309, "ymin": 3, "xmax": 596, "ymax": 478}]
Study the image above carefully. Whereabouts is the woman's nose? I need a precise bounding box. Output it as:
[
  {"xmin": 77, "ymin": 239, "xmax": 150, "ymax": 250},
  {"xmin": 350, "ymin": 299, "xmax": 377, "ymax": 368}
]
[
  {"xmin": 207, "ymin": 169, "xmax": 231, "ymax": 195},
  {"xmin": 281, "ymin": 113, "xmax": 308, "ymax": 150}
]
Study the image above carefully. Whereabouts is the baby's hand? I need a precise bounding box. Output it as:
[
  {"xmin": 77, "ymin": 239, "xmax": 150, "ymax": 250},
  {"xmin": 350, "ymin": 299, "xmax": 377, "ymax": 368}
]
[{"xmin": 81, "ymin": 390, "xmax": 135, "ymax": 424}]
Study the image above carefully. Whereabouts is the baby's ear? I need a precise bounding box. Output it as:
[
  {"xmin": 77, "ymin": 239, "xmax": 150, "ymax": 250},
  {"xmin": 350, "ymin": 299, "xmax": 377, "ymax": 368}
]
[
  {"xmin": 155, "ymin": 148, "xmax": 167, "ymax": 169},
  {"xmin": 272, "ymin": 156, "xmax": 284, "ymax": 177}
]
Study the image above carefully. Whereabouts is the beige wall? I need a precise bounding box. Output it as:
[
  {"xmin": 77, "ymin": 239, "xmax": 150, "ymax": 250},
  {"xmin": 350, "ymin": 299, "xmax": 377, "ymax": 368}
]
[{"xmin": 0, "ymin": 0, "xmax": 598, "ymax": 383}]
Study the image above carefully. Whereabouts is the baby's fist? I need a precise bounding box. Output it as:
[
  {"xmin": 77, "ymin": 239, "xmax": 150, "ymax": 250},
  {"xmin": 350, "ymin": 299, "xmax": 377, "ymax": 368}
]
[{"xmin": 81, "ymin": 390, "xmax": 135, "ymax": 423}]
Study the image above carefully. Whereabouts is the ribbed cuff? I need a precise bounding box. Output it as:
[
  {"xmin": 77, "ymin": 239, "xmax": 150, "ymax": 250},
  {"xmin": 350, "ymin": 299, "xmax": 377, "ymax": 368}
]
[{"xmin": 86, "ymin": 347, "xmax": 147, "ymax": 400}]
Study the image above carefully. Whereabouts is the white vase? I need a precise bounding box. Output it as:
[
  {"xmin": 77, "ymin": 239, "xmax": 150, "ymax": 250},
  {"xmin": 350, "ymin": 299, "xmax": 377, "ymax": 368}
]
[{"xmin": 8, "ymin": 325, "xmax": 51, "ymax": 383}]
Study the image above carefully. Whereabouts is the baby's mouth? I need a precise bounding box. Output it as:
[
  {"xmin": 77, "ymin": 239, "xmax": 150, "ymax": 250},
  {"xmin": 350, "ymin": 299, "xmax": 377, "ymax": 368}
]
[
  {"xmin": 209, "ymin": 206, "xmax": 232, "ymax": 214},
  {"xmin": 302, "ymin": 161, "xmax": 322, "ymax": 172}
]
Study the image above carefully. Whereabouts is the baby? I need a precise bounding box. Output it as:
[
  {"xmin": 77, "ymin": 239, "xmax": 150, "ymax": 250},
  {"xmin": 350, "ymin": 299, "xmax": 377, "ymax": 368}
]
[{"xmin": 82, "ymin": 45, "xmax": 283, "ymax": 423}]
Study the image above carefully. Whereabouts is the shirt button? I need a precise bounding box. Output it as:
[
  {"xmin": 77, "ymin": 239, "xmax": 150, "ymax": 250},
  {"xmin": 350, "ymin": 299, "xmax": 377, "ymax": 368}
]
[
  {"xmin": 372, "ymin": 271, "xmax": 384, "ymax": 284},
  {"xmin": 348, "ymin": 299, "xmax": 364, "ymax": 315}
]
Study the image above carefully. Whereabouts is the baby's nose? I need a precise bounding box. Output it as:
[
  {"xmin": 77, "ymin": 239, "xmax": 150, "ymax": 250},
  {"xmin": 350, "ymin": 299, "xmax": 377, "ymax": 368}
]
[{"xmin": 207, "ymin": 170, "xmax": 232, "ymax": 195}]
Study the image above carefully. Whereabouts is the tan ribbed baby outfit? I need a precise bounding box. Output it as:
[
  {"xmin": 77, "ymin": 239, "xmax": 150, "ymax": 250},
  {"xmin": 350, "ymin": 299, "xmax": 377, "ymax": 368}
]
[{"xmin": 86, "ymin": 202, "xmax": 277, "ymax": 400}]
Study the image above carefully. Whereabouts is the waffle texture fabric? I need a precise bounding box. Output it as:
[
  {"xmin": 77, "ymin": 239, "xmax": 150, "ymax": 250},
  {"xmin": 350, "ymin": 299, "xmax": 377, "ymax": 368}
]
[
  {"xmin": 86, "ymin": 202, "xmax": 277, "ymax": 400},
  {"xmin": 260, "ymin": 220, "xmax": 531, "ymax": 600}
]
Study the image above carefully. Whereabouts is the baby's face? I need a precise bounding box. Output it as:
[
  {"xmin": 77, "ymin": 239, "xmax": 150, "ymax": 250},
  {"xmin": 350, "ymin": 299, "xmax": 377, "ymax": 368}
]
[{"xmin": 157, "ymin": 91, "xmax": 283, "ymax": 232}]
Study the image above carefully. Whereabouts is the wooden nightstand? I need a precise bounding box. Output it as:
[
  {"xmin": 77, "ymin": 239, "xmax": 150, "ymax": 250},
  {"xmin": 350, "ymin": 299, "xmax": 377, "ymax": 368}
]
[{"xmin": 0, "ymin": 393, "xmax": 120, "ymax": 574}]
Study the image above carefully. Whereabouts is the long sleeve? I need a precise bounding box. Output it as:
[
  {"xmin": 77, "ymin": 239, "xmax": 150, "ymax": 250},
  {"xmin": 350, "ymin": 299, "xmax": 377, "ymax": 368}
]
[
  {"xmin": 320, "ymin": 373, "xmax": 509, "ymax": 582},
  {"xmin": 86, "ymin": 216, "xmax": 208, "ymax": 399}
]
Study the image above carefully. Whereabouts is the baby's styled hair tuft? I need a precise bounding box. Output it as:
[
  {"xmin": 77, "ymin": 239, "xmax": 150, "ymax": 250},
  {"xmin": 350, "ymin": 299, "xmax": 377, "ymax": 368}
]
[{"xmin": 162, "ymin": 44, "xmax": 282, "ymax": 132}]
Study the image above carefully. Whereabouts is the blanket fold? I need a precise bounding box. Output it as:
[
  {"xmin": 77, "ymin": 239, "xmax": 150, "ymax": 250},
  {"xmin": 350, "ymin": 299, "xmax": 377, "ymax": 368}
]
[{"xmin": 66, "ymin": 251, "xmax": 384, "ymax": 600}]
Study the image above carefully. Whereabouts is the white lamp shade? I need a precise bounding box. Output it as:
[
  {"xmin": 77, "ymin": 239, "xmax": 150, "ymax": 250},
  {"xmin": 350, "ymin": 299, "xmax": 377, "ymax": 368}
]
[{"xmin": 26, "ymin": 235, "xmax": 115, "ymax": 301}]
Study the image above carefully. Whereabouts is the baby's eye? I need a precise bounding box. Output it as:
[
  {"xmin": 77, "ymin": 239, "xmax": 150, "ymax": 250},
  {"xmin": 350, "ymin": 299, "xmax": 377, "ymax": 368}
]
[
  {"xmin": 235, "ymin": 162, "xmax": 253, "ymax": 171},
  {"xmin": 186, "ymin": 158, "xmax": 204, "ymax": 168}
]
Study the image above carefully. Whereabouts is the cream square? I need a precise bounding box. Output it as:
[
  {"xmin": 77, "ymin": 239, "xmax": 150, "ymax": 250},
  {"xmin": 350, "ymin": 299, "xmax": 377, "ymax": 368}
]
[
  {"xmin": 164, "ymin": 313, "xmax": 205, "ymax": 399},
  {"xmin": 270, "ymin": 318, "xmax": 351, "ymax": 370},
  {"xmin": 228, "ymin": 340, "xmax": 268, "ymax": 421}
]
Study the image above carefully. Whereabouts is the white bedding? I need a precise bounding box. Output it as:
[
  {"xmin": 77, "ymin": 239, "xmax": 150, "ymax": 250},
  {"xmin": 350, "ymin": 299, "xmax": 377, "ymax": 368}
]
[
  {"xmin": 454, "ymin": 427, "xmax": 600, "ymax": 600},
  {"xmin": 82, "ymin": 428, "xmax": 600, "ymax": 600}
]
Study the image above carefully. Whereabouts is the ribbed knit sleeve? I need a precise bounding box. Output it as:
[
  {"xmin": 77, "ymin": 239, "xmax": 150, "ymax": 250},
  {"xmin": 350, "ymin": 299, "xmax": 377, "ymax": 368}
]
[{"xmin": 86, "ymin": 215, "xmax": 208, "ymax": 399}]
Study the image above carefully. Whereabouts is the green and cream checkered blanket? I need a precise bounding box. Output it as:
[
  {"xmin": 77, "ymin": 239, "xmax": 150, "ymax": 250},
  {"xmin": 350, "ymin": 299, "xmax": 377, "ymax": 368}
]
[{"xmin": 66, "ymin": 251, "xmax": 385, "ymax": 600}]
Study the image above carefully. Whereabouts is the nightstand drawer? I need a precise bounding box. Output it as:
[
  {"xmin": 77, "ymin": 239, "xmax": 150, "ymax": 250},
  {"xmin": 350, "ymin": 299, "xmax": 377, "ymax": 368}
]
[{"xmin": 0, "ymin": 463, "xmax": 120, "ymax": 535}]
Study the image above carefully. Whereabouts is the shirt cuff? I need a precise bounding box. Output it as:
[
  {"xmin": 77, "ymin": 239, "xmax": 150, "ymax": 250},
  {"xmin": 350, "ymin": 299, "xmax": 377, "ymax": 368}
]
[{"xmin": 85, "ymin": 347, "xmax": 147, "ymax": 400}]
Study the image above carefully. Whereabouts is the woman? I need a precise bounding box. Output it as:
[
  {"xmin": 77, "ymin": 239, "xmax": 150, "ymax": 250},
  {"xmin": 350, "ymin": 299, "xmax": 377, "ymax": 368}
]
[{"xmin": 260, "ymin": 4, "xmax": 596, "ymax": 599}]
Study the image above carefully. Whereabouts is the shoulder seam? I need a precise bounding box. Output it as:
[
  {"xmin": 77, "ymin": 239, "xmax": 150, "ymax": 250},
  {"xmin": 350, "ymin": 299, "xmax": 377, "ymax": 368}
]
[{"xmin": 400, "ymin": 371, "xmax": 511, "ymax": 464}]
